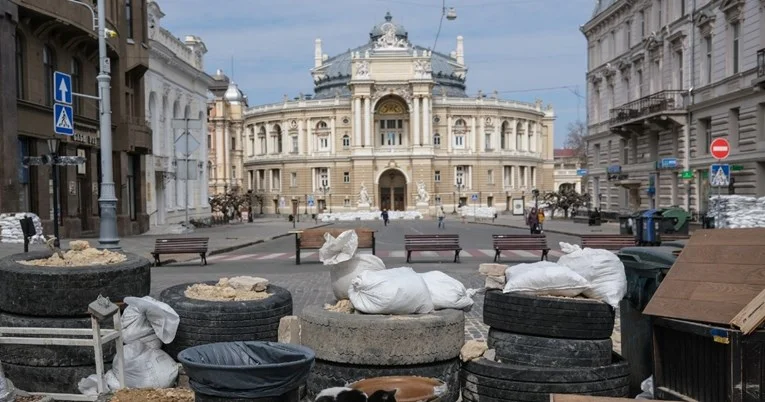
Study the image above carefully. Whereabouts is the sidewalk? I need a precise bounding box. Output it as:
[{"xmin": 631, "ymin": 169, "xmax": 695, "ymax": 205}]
[
  {"xmin": 474, "ymin": 214, "xmax": 621, "ymax": 236},
  {"xmin": 0, "ymin": 217, "xmax": 329, "ymax": 262}
]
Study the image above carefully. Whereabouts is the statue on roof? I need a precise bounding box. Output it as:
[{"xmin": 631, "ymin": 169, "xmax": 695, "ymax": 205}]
[{"xmin": 375, "ymin": 22, "xmax": 408, "ymax": 49}]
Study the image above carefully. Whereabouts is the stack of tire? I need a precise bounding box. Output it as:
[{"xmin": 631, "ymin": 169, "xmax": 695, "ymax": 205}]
[
  {"xmin": 462, "ymin": 291, "xmax": 629, "ymax": 402},
  {"xmin": 300, "ymin": 306, "xmax": 465, "ymax": 402},
  {"xmin": 159, "ymin": 281, "xmax": 293, "ymax": 360},
  {"xmin": 0, "ymin": 251, "xmax": 151, "ymax": 394}
]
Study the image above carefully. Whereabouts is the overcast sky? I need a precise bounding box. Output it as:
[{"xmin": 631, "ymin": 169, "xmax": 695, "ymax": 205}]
[{"xmin": 156, "ymin": 0, "xmax": 594, "ymax": 148}]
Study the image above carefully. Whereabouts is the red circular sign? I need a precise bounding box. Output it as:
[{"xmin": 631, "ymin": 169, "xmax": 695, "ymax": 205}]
[{"xmin": 710, "ymin": 138, "xmax": 731, "ymax": 160}]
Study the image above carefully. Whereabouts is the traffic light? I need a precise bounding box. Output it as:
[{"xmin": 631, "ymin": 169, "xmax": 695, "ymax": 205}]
[{"xmin": 728, "ymin": 176, "xmax": 736, "ymax": 194}]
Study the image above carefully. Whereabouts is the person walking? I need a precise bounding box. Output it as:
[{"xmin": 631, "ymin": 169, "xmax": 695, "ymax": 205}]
[
  {"xmin": 437, "ymin": 206, "xmax": 446, "ymax": 229},
  {"xmin": 381, "ymin": 209, "xmax": 389, "ymax": 226},
  {"xmin": 527, "ymin": 207, "xmax": 541, "ymax": 234},
  {"xmin": 537, "ymin": 208, "xmax": 546, "ymax": 233}
]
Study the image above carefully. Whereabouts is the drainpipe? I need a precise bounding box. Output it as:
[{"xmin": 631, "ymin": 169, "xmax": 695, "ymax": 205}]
[{"xmin": 684, "ymin": 0, "xmax": 697, "ymax": 214}]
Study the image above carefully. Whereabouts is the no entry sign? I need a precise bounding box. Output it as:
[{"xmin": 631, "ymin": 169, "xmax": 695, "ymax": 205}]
[{"xmin": 710, "ymin": 138, "xmax": 731, "ymax": 160}]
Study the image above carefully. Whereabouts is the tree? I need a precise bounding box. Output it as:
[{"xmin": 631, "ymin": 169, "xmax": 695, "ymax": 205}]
[
  {"xmin": 544, "ymin": 188, "xmax": 591, "ymax": 219},
  {"xmin": 564, "ymin": 120, "xmax": 587, "ymax": 164},
  {"xmin": 209, "ymin": 189, "xmax": 251, "ymax": 221}
]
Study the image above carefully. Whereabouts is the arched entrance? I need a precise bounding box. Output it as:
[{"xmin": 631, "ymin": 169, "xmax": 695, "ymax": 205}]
[
  {"xmin": 374, "ymin": 96, "xmax": 410, "ymax": 148},
  {"xmin": 379, "ymin": 169, "xmax": 407, "ymax": 211}
]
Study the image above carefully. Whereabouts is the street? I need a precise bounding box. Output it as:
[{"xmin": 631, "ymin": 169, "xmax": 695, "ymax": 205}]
[{"xmin": 149, "ymin": 219, "xmax": 581, "ymax": 341}]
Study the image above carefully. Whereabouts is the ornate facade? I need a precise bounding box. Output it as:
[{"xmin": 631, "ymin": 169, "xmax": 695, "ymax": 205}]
[
  {"xmin": 207, "ymin": 70, "xmax": 247, "ymax": 195},
  {"xmin": 582, "ymin": 0, "xmax": 765, "ymax": 216},
  {"xmin": 238, "ymin": 13, "xmax": 555, "ymax": 215},
  {"xmin": 553, "ymin": 149, "xmax": 584, "ymax": 193},
  {"xmin": 145, "ymin": 0, "xmax": 213, "ymax": 226}
]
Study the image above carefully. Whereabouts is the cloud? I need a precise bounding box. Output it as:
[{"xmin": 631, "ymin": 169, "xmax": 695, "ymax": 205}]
[{"xmin": 155, "ymin": 0, "xmax": 593, "ymax": 147}]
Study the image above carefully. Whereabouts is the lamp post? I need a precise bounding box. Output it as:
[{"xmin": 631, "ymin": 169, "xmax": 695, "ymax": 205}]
[
  {"xmin": 47, "ymin": 138, "xmax": 61, "ymax": 248},
  {"xmin": 454, "ymin": 178, "xmax": 465, "ymax": 213},
  {"xmin": 321, "ymin": 184, "xmax": 331, "ymax": 213}
]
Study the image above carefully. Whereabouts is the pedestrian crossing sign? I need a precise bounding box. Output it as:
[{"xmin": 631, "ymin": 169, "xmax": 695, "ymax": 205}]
[
  {"xmin": 710, "ymin": 164, "xmax": 730, "ymax": 187},
  {"xmin": 53, "ymin": 103, "xmax": 74, "ymax": 135}
]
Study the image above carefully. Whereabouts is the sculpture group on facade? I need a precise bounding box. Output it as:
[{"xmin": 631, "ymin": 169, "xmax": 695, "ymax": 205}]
[
  {"xmin": 416, "ymin": 181, "xmax": 430, "ymax": 203},
  {"xmin": 355, "ymin": 61, "xmax": 370, "ymax": 79},
  {"xmin": 375, "ymin": 23, "xmax": 409, "ymax": 49},
  {"xmin": 413, "ymin": 59, "xmax": 432, "ymax": 79},
  {"xmin": 358, "ymin": 182, "xmax": 371, "ymax": 205}
]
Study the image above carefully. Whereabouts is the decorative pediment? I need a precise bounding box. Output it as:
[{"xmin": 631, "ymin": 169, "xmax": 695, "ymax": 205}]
[
  {"xmin": 666, "ymin": 29, "xmax": 687, "ymax": 44},
  {"xmin": 720, "ymin": 0, "xmax": 745, "ymax": 20}
]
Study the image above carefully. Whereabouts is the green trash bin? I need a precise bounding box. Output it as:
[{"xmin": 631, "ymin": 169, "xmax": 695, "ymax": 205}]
[
  {"xmin": 660, "ymin": 207, "xmax": 690, "ymax": 235},
  {"xmin": 617, "ymin": 246, "xmax": 681, "ymax": 397}
]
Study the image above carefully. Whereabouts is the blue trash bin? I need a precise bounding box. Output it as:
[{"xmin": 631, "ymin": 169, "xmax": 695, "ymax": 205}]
[{"xmin": 639, "ymin": 209, "xmax": 661, "ymax": 246}]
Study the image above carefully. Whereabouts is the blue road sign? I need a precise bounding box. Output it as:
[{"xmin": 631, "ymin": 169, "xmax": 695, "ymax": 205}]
[
  {"xmin": 576, "ymin": 168, "xmax": 588, "ymax": 176},
  {"xmin": 307, "ymin": 195, "xmax": 315, "ymax": 207},
  {"xmin": 53, "ymin": 104, "xmax": 74, "ymax": 136},
  {"xmin": 710, "ymin": 164, "xmax": 730, "ymax": 187},
  {"xmin": 471, "ymin": 194, "xmax": 478, "ymax": 201},
  {"xmin": 53, "ymin": 71, "xmax": 72, "ymax": 105}
]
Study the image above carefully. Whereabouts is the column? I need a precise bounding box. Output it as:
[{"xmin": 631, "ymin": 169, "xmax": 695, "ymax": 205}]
[
  {"xmin": 510, "ymin": 166, "xmax": 515, "ymax": 188},
  {"xmin": 509, "ymin": 119, "xmax": 517, "ymax": 151},
  {"xmin": 494, "ymin": 116, "xmax": 501, "ymax": 151},
  {"xmin": 479, "ymin": 117, "xmax": 486, "ymax": 151},
  {"xmin": 530, "ymin": 122, "xmax": 536, "ymax": 153},
  {"xmin": 330, "ymin": 117, "xmax": 336, "ymax": 154},
  {"xmin": 524, "ymin": 166, "xmax": 530, "ymax": 188},
  {"xmin": 364, "ymin": 97, "xmax": 372, "ymax": 147},
  {"xmin": 413, "ymin": 97, "xmax": 421, "ymax": 147},
  {"xmin": 297, "ymin": 120, "xmax": 304, "ymax": 154},
  {"xmin": 409, "ymin": 103, "xmax": 416, "ymax": 147},
  {"xmin": 447, "ymin": 115, "xmax": 453, "ymax": 153},
  {"xmin": 422, "ymin": 97, "xmax": 430, "ymax": 145},
  {"xmin": 471, "ymin": 117, "xmax": 477, "ymax": 152},
  {"xmin": 523, "ymin": 120, "xmax": 530, "ymax": 152},
  {"xmin": 306, "ymin": 119, "xmax": 313, "ymax": 155},
  {"xmin": 311, "ymin": 168, "xmax": 316, "ymax": 192},
  {"xmin": 354, "ymin": 97, "xmax": 362, "ymax": 146}
]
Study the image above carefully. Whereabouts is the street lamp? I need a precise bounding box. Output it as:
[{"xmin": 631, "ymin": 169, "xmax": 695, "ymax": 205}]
[
  {"xmin": 47, "ymin": 137, "xmax": 61, "ymax": 248},
  {"xmin": 321, "ymin": 183, "xmax": 331, "ymax": 213},
  {"xmin": 532, "ymin": 189, "xmax": 540, "ymax": 209},
  {"xmin": 454, "ymin": 178, "xmax": 465, "ymax": 213}
]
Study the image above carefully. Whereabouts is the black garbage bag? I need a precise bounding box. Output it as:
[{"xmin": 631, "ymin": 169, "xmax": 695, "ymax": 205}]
[{"xmin": 178, "ymin": 341, "xmax": 315, "ymax": 398}]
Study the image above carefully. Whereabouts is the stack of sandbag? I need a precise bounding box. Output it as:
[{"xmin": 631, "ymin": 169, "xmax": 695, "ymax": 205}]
[
  {"xmin": 0, "ymin": 212, "xmax": 45, "ymax": 244},
  {"xmin": 319, "ymin": 229, "xmax": 387, "ymax": 300},
  {"xmin": 708, "ymin": 195, "xmax": 765, "ymax": 228},
  {"xmin": 78, "ymin": 296, "xmax": 181, "ymax": 395}
]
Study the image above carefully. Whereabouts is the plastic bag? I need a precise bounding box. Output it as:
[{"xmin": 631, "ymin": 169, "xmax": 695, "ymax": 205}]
[
  {"xmin": 0, "ymin": 361, "xmax": 13, "ymax": 402},
  {"xmin": 557, "ymin": 242, "xmax": 627, "ymax": 307},
  {"xmin": 112, "ymin": 342, "xmax": 179, "ymax": 389},
  {"xmin": 635, "ymin": 375, "xmax": 654, "ymax": 399},
  {"xmin": 121, "ymin": 296, "xmax": 180, "ymax": 349},
  {"xmin": 503, "ymin": 261, "xmax": 589, "ymax": 297},
  {"xmin": 420, "ymin": 271, "xmax": 477, "ymax": 310},
  {"xmin": 349, "ymin": 267, "xmax": 434, "ymax": 314},
  {"xmin": 319, "ymin": 230, "xmax": 358, "ymax": 265},
  {"xmin": 329, "ymin": 253, "xmax": 386, "ymax": 300}
]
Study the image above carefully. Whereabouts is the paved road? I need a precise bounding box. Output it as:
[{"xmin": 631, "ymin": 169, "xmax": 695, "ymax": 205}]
[{"xmin": 150, "ymin": 220, "xmax": 581, "ymax": 341}]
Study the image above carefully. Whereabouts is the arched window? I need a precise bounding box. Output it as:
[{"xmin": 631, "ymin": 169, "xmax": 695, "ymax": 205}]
[
  {"xmin": 316, "ymin": 121, "xmax": 328, "ymax": 129},
  {"xmin": 515, "ymin": 122, "xmax": 523, "ymax": 150},
  {"xmin": 455, "ymin": 118, "xmax": 466, "ymax": 127},
  {"xmin": 70, "ymin": 58, "xmax": 82, "ymax": 114},
  {"xmin": 342, "ymin": 134, "xmax": 350, "ymax": 148},
  {"xmin": 500, "ymin": 121, "xmax": 508, "ymax": 150},
  {"xmin": 43, "ymin": 45, "xmax": 56, "ymax": 106},
  {"xmin": 15, "ymin": 31, "xmax": 24, "ymax": 99},
  {"xmin": 433, "ymin": 133, "xmax": 441, "ymax": 147}
]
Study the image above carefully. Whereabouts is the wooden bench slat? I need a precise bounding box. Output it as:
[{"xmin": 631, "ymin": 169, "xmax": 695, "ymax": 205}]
[
  {"xmin": 295, "ymin": 228, "xmax": 377, "ymax": 265},
  {"xmin": 491, "ymin": 234, "xmax": 550, "ymax": 262},
  {"xmin": 404, "ymin": 234, "xmax": 462, "ymax": 263},
  {"xmin": 151, "ymin": 237, "xmax": 210, "ymax": 267}
]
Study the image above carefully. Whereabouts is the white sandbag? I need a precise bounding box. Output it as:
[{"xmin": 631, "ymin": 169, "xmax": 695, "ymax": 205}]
[
  {"xmin": 319, "ymin": 230, "xmax": 358, "ymax": 265},
  {"xmin": 503, "ymin": 261, "xmax": 589, "ymax": 297},
  {"xmin": 557, "ymin": 242, "xmax": 627, "ymax": 307},
  {"xmin": 349, "ymin": 267, "xmax": 434, "ymax": 315},
  {"xmin": 420, "ymin": 271, "xmax": 477, "ymax": 310},
  {"xmin": 111, "ymin": 342, "xmax": 179, "ymax": 389},
  {"xmin": 0, "ymin": 360, "xmax": 13, "ymax": 402},
  {"xmin": 329, "ymin": 253, "xmax": 386, "ymax": 300},
  {"xmin": 121, "ymin": 296, "xmax": 180, "ymax": 348}
]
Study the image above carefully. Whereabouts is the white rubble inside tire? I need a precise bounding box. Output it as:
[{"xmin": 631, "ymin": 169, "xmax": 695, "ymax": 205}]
[
  {"xmin": 708, "ymin": 195, "xmax": 765, "ymax": 228},
  {"xmin": 184, "ymin": 277, "xmax": 272, "ymax": 301},
  {"xmin": 0, "ymin": 212, "xmax": 46, "ymax": 244},
  {"xmin": 18, "ymin": 240, "xmax": 127, "ymax": 266},
  {"xmin": 460, "ymin": 340, "xmax": 488, "ymax": 362}
]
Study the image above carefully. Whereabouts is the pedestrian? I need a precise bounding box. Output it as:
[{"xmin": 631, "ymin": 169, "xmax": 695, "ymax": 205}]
[
  {"xmin": 537, "ymin": 208, "xmax": 545, "ymax": 233},
  {"xmin": 527, "ymin": 207, "xmax": 540, "ymax": 234},
  {"xmin": 381, "ymin": 209, "xmax": 389, "ymax": 226},
  {"xmin": 437, "ymin": 206, "xmax": 446, "ymax": 229}
]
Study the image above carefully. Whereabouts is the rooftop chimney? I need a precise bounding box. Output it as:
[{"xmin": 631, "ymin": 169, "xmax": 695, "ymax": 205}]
[{"xmin": 456, "ymin": 35, "xmax": 464, "ymax": 65}]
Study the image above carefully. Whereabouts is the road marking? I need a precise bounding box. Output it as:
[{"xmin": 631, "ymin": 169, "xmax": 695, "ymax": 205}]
[
  {"xmin": 477, "ymin": 249, "xmax": 496, "ymax": 257},
  {"xmin": 461, "ymin": 250, "xmax": 473, "ymax": 257},
  {"xmin": 226, "ymin": 254, "xmax": 258, "ymax": 261},
  {"xmin": 257, "ymin": 253, "xmax": 286, "ymax": 260},
  {"xmin": 513, "ymin": 250, "xmax": 538, "ymax": 258},
  {"xmin": 388, "ymin": 250, "xmax": 406, "ymax": 258}
]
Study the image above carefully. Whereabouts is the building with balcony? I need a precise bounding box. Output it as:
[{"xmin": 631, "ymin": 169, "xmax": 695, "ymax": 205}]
[
  {"xmin": 2, "ymin": 0, "xmax": 151, "ymax": 237},
  {"xmin": 207, "ymin": 69, "xmax": 248, "ymax": 196},
  {"xmin": 553, "ymin": 148, "xmax": 585, "ymax": 193},
  {"xmin": 582, "ymin": 0, "xmax": 765, "ymax": 216},
  {"xmin": 144, "ymin": 0, "xmax": 214, "ymax": 227},
  {"xmin": 238, "ymin": 13, "xmax": 556, "ymax": 215}
]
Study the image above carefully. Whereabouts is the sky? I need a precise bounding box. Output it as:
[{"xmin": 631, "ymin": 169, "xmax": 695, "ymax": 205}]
[{"xmin": 156, "ymin": 0, "xmax": 595, "ymax": 148}]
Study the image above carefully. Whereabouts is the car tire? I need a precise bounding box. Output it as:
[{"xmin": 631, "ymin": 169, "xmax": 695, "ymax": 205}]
[
  {"xmin": 487, "ymin": 328, "xmax": 613, "ymax": 368},
  {"xmin": 159, "ymin": 282, "xmax": 293, "ymax": 359},
  {"xmin": 483, "ymin": 290, "xmax": 615, "ymax": 339},
  {"xmin": 1, "ymin": 361, "xmax": 109, "ymax": 394},
  {"xmin": 0, "ymin": 251, "xmax": 151, "ymax": 317},
  {"xmin": 300, "ymin": 306, "xmax": 464, "ymax": 365}
]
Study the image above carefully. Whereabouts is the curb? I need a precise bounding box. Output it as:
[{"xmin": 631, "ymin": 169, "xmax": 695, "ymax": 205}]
[
  {"xmin": 156, "ymin": 222, "xmax": 333, "ymax": 266},
  {"xmin": 469, "ymin": 221, "xmax": 619, "ymax": 237}
]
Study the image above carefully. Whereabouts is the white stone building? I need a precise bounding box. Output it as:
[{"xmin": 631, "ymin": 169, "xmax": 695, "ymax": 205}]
[
  {"xmin": 553, "ymin": 149, "xmax": 584, "ymax": 193},
  {"xmin": 582, "ymin": 0, "xmax": 765, "ymax": 217},
  {"xmin": 144, "ymin": 0, "xmax": 214, "ymax": 226},
  {"xmin": 207, "ymin": 70, "xmax": 248, "ymax": 196}
]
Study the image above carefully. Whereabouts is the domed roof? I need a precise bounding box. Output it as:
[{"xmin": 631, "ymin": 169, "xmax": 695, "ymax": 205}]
[
  {"xmin": 369, "ymin": 12, "xmax": 408, "ymax": 41},
  {"xmin": 224, "ymin": 82, "xmax": 244, "ymax": 103}
]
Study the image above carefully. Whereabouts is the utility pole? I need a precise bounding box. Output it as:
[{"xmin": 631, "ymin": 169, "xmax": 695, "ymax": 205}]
[{"xmin": 95, "ymin": 0, "xmax": 118, "ymax": 249}]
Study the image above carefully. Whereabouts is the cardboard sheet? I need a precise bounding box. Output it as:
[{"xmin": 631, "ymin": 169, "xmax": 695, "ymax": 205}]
[{"xmin": 643, "ymin": 228, "xmax": 765, "ymax": 325}]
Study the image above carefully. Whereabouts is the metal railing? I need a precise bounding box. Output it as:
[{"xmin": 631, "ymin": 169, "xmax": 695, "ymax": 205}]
[
  {"xmin": 758, "ymin": 48, "xmax": 765, "ymax": 79},
  {"xmin": 609, "ymin": 90, "xmax": 686, "ymax": 125}
]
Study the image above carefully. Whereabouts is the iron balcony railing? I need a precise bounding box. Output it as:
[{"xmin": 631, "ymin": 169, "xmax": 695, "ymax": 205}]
[
  {"xmin": 758, "ymin": 48, "xmax": 765, "ymax": 78},
  {"xmin": 609, "ymin": 90, "xmax": 686, "ymax": 126}
]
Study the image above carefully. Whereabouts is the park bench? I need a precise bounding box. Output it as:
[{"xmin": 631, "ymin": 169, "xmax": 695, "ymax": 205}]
[
  {"xmin": 151, "ymin": 237, "xmax": 209, "ymax": 266},
  {"xmin": 580, "ymin": 234, "xmax": 637, "ymax": 251},
  {"xmin": 404, "ymin": 234, "xmax": 462, "ymax": 263},
  {"xmin": 294, "ymin": 228, "xmax": 376, "ymax": 265},
  {"xmin": 659, "ymin": 234, "xmax": 690, "ymax": 242},
  {"xmin": 492, "ymin": 234, "xmax": 550, "ymax": 262}
]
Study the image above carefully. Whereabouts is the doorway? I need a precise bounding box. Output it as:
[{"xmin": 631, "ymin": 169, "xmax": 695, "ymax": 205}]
[
  {"xmin": 378, "ymin": 169, "xmax": 407, "ymax": 211},
  {"xmin": 155, "ymin": 172, "xmax": 166, "ymax": 224}
]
